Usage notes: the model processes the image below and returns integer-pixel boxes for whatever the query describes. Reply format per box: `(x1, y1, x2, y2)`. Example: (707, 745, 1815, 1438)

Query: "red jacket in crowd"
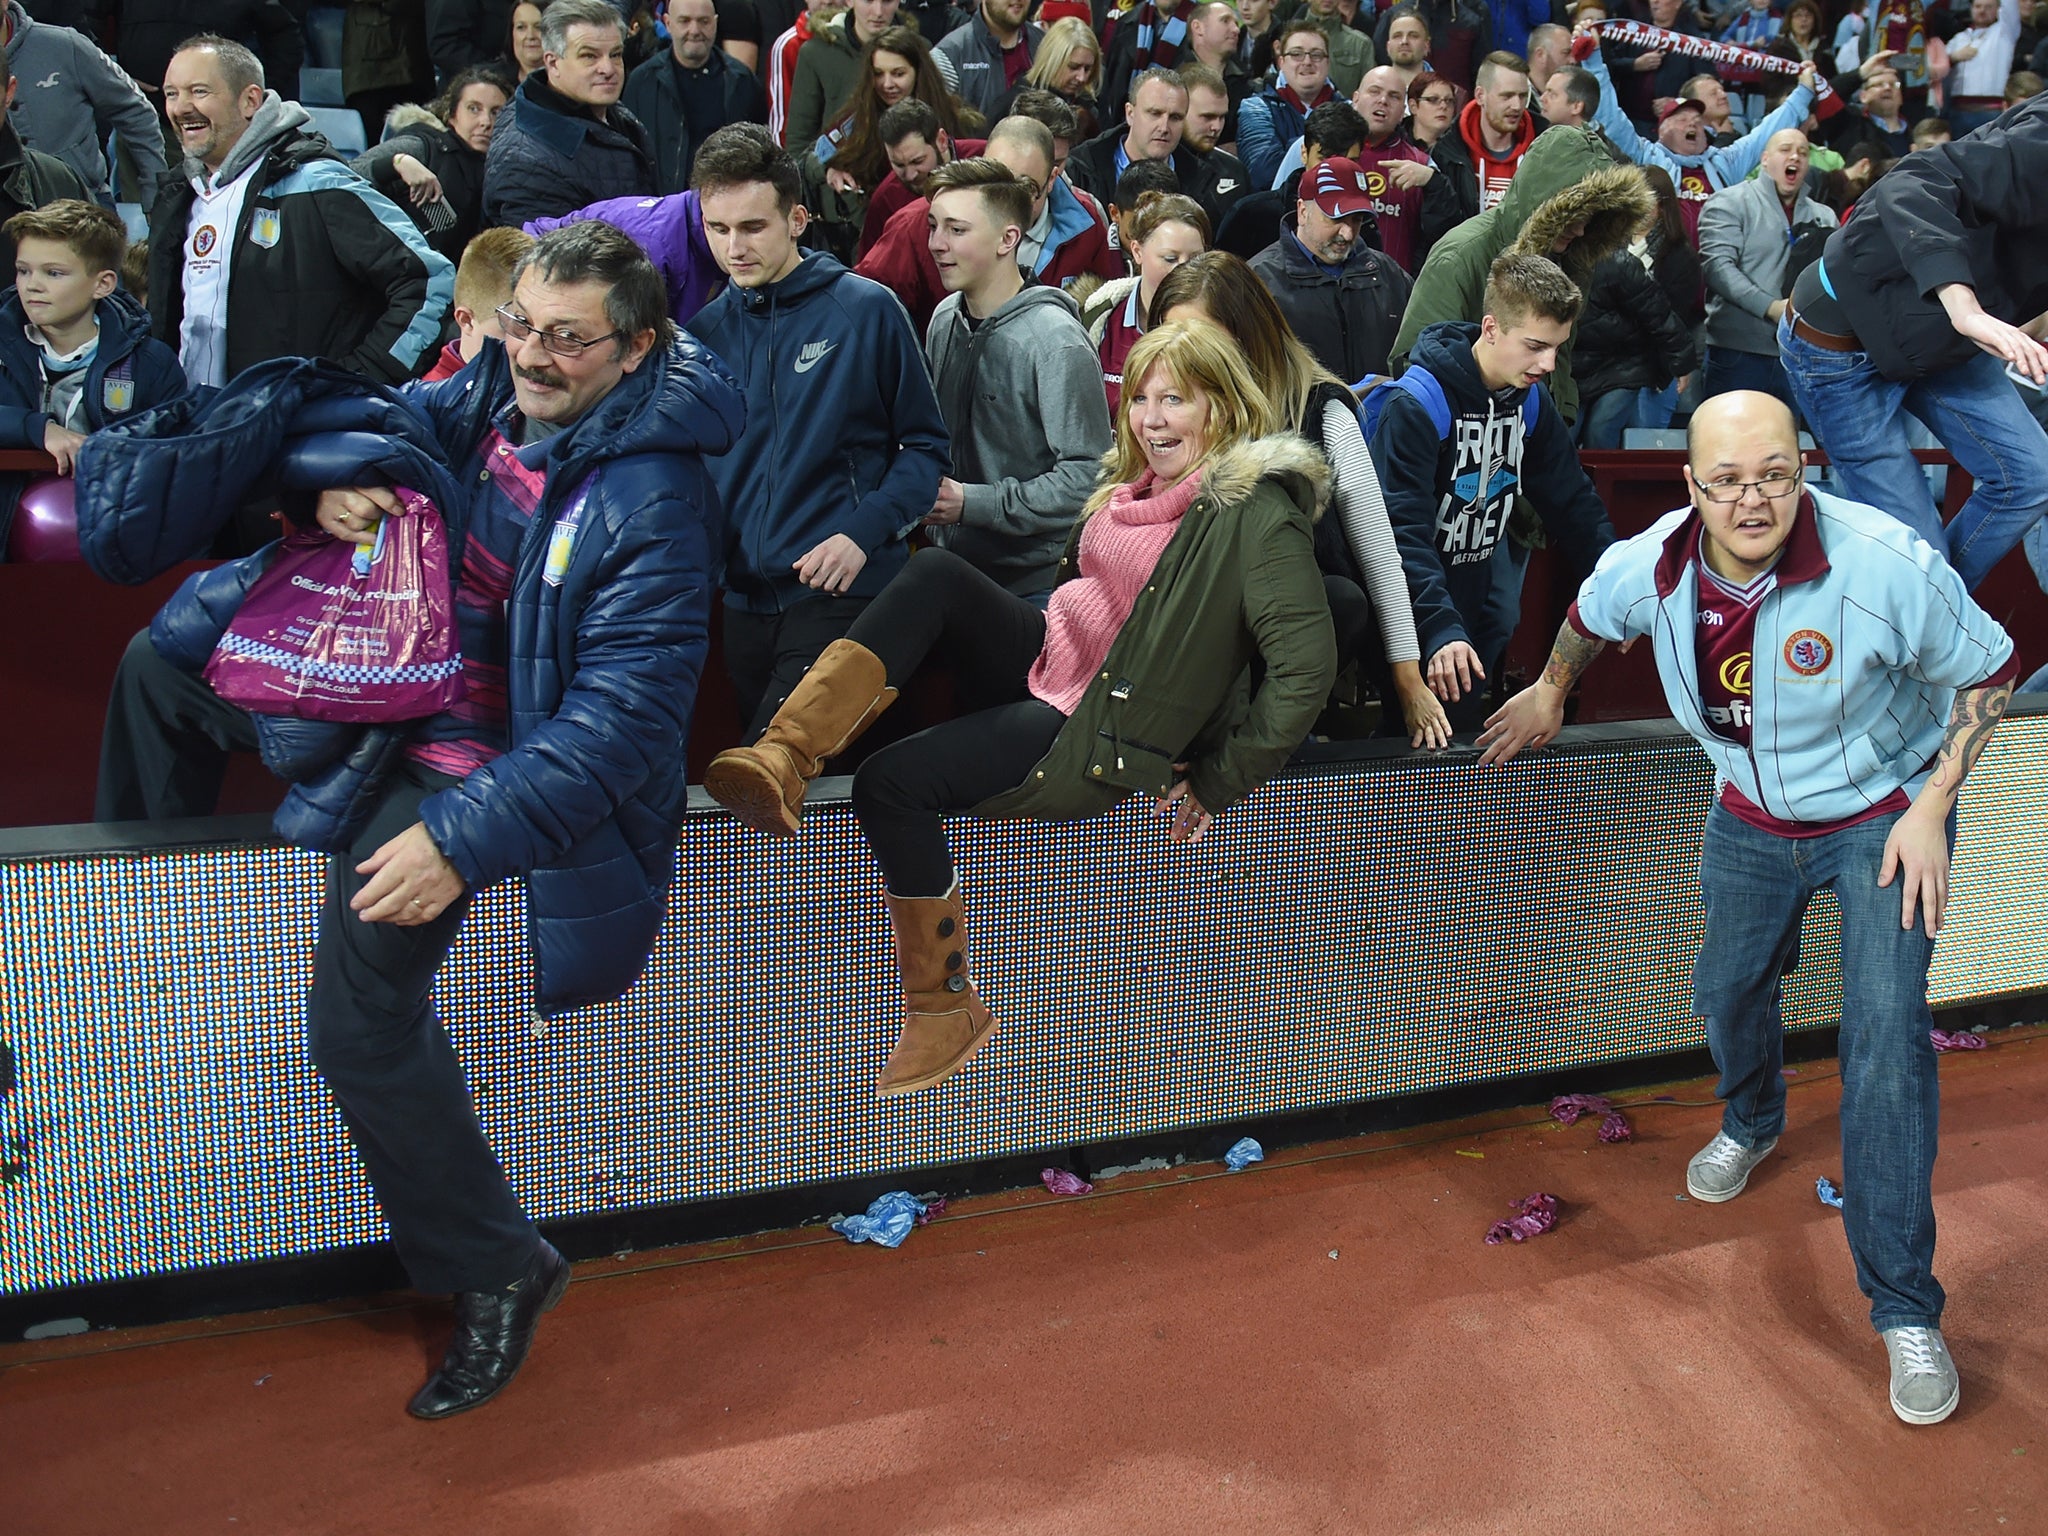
(856, 175, 1122, 335)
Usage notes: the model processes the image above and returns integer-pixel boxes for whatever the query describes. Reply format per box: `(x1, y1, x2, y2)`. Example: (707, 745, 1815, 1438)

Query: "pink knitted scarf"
(1028, 468, 1205, 716)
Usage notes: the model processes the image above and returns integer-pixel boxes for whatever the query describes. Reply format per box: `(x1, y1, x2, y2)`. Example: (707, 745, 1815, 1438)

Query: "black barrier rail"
(2, 712, 2044, 1334)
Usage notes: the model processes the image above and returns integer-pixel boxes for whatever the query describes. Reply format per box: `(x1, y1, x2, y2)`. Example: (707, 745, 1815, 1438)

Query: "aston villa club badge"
(251, 208, 281, 248)
(1784, 629, 1834, 675)
(191, 224, 217, 257)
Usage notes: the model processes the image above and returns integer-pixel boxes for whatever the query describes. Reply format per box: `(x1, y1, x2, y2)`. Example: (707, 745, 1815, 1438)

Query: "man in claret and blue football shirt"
(1478, 390, 2018, 1428)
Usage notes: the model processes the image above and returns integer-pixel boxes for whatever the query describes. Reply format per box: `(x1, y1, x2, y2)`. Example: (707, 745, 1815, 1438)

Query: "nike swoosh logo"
(793, 341, 837, 373)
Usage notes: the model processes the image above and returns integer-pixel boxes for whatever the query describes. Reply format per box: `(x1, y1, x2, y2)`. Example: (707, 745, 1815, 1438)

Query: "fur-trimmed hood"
(1202, 429, 1333, 525)
(1512, 161, 1656, 281)
(384, 102, 445, 137)
(1075, 272, 1139, 343)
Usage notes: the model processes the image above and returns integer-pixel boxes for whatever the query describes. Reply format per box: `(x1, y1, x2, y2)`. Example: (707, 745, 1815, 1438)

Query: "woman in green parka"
(704, 321, 1338, 1098)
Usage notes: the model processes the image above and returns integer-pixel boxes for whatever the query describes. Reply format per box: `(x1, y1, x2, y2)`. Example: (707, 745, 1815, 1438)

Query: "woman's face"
(512, 3, 546, 72)
(872, 50, 917, 105)
(1789, 5, 1817, 38)
(1127, 364, 1212, 484)
(1059, 48, 1097, 94)
(1412, 84, 1458, 139)
(451, 82, 509, 151)
(1134, 221, 1205, 300)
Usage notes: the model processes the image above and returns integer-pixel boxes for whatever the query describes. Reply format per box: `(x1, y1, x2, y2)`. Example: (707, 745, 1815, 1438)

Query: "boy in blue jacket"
(1367, 251, 1615, 731)
(1480, 391, 2018, 1428)
(684, 124, 949, 738)
(0, 199, 184, 553)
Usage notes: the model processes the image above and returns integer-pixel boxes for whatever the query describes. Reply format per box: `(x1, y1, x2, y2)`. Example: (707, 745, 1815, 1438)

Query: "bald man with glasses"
(1482, 391, 2018, 1430)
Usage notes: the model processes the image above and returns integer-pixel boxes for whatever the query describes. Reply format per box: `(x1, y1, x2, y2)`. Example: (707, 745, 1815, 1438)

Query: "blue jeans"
(1577, 383, 1680, 448)
(1702, 345, 1792, 406)
(1780, 314, 2048, 591)
(1693, 802, 1944, 1333)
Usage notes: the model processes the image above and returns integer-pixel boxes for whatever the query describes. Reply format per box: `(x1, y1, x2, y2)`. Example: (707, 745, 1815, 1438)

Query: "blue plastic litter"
(1816, 1176, 1844, 1211)
(830, 1191, 933, 1248)
(1224, 1137, 1264, 1171)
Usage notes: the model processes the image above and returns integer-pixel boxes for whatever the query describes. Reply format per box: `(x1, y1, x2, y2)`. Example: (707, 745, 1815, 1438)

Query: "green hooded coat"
(973, 432, 1338, 823)
(1389, 126, 1654, 424)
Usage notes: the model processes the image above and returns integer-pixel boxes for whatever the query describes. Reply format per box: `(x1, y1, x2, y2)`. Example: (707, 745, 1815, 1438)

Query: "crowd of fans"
(2, 0, 2045, 746)
(5, 0, 2035, 1427)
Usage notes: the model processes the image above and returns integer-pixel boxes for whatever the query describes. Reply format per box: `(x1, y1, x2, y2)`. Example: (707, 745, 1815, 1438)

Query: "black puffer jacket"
(483, 70, 656, 228)
(352, 107, 485, 262)
(1574, 242, 1699, 401)
(146, 98, 453, 386)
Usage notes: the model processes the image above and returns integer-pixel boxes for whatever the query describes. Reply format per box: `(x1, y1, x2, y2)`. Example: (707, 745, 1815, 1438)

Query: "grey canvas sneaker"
(1882, 1327, 1961, 1425)
(1685, 1131, 1779, 1202)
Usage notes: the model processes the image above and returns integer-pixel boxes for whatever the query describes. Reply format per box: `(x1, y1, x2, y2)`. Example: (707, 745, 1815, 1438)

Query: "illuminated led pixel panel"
(2, 722, 2042, 1298)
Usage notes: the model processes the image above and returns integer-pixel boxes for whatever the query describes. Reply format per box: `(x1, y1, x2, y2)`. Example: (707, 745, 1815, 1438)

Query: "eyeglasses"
(1695, 469, 1801, 504)
(1280, 49, 1330, 62)
(1420, 92, 1458, 107)
(495, 305, 623, 357)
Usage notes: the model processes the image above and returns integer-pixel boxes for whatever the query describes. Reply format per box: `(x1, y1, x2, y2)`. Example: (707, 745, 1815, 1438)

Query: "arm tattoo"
(1539, 621, 1607, 693)
(1925, 680, 2013, 800)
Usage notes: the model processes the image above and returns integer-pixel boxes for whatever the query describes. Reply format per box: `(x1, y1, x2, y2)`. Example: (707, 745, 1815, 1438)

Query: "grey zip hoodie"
(4, 0, 166, 209)
(924, 283, 1114, 598)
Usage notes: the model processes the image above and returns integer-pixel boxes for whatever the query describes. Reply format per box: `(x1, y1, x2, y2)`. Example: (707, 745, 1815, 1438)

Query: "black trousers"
(96, 629, 264, 822)
(844, 551, 1064, 897)
(96, 630, 538, 1294)
(723, 593, 871, 739)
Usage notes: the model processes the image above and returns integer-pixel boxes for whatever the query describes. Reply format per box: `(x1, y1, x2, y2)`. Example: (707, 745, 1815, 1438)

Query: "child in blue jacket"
(0, 199, 185, 554)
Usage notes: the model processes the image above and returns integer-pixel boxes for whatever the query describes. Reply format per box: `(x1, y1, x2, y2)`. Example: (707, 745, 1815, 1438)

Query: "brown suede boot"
(877, 881, 999, 1097)
(704, 639, 897, 837)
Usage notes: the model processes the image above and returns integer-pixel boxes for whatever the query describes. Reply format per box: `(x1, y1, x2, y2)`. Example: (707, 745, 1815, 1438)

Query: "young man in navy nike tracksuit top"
(685, 124, 950, 738)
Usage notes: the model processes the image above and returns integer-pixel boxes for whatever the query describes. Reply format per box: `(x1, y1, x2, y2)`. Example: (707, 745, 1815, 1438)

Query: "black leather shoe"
(406, 1240, 570, 1420)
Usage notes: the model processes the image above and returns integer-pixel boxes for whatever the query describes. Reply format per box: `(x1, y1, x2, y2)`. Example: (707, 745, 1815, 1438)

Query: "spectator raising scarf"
(1573, 21, 1844, 116)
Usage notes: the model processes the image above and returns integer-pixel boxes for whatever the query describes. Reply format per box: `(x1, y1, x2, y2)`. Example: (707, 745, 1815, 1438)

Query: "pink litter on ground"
(1596, 1112, 1633, 1144)
(1930, 1030, 1987, 1052)
(1550, 1094, 1612, 1126)
(915, 1198, 946, 1224)
(1484, 1193, 1561, 1245)
(1040, 1168, 1094, 1196)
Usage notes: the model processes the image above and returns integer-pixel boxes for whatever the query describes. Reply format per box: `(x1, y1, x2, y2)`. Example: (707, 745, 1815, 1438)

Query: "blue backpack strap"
(1400, 368, 1454, 439)
(1520, 381, 1542, 433)
(1354, 366, 1454, 442)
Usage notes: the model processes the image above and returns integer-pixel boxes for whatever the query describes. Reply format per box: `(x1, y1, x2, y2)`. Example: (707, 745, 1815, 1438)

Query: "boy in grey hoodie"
(3, 1, 166, 212)
(921, 156, 1112, 601)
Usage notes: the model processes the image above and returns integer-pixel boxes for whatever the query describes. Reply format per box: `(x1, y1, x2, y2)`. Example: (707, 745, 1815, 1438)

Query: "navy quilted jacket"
(76, 340, 744, 1017)
(483, 72, 657, 228)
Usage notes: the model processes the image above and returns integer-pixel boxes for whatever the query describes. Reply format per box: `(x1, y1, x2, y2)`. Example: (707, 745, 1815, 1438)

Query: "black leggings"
(846, 551, 1065, 896)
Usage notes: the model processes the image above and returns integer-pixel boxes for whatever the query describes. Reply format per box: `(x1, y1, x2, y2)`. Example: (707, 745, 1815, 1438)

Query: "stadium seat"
(114, 202, 148, 243)
(298, 67, 346, 107)
(305, 106, 368, 157)
(1621, 428, 1688, 450)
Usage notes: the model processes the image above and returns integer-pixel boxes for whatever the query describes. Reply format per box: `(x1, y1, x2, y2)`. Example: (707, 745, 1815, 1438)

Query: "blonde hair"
(1025, 17, 1103, 97)
(1086, 321, 1274, 514)
(1149, 250, 1337, 431)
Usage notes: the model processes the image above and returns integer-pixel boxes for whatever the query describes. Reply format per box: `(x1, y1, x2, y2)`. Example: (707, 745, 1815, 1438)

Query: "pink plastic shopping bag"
(204, 486, 463, 722)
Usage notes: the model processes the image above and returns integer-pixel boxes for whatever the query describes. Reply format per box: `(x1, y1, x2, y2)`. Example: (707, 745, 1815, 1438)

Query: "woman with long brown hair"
(817, 27, 979, 195)
(1153, 251, 1450, 748)
(703, 322, 1336, 1097)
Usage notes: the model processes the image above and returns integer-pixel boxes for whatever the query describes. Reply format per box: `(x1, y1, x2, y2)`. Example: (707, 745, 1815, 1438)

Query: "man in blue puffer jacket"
(89, 221, 744, 1421)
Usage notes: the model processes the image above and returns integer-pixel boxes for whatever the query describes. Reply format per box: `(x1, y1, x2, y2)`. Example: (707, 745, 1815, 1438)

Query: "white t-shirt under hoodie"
(178, 158, 264, 387)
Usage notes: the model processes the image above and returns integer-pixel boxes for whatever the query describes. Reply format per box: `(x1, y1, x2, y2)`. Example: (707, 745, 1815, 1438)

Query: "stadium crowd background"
(2, 0, 2044, 752)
